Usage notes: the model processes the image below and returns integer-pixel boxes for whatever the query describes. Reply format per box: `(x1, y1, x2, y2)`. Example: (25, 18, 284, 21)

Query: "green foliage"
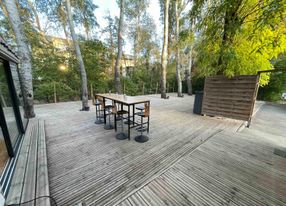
(274, 53, 286, 70)
(80, 39, 111, 92)
(121, 64, 162, 95)
(34, 82, 77, 103)
(72, 0, 99, 38)
(190, 0, 286, 85)
(258, 72, 286, 102)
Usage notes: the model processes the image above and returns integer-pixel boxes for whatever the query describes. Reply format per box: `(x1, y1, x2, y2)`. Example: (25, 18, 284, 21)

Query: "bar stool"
(94, 96, 103, 124)
(136, 105, 144, 112)
(134, 102, 150, 143)
(104, 100, 115, 130)
(113, 104, 128, 140)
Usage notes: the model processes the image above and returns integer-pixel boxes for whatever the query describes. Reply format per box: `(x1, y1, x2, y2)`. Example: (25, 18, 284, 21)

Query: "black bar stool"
(113, 104, 128, 140)
(134, 102, 150, 143)
(94, 96, 103, 124)
(104, 101, 115, 130)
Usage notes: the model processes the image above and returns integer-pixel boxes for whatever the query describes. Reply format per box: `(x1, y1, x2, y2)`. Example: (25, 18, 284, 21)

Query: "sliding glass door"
(0, 61, 20, 149)
(0, 128, 9, 175)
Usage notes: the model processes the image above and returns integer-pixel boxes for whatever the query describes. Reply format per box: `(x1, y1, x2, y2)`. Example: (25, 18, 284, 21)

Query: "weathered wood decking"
(6, 118, 50, 206)
(35, 94, 286, 205)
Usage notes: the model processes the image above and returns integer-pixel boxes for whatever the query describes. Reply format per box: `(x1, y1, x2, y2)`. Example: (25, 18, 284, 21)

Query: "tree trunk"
(134, 11, 140, 67)
(62, 23, 71, 47)
(109, 29, 115, 75)
(27, 0, 42, 31)
(58, 5, 70, 47)
(186, 53, 193, 95)
(65, 0, 89, 110)
(161, 0, 169, 99)
(175, 0, 182, 97)
(0, 1, 8, 18)
(4, 0, 35, 118)
(114, 0, 124, 94)
(85, 26, 90, 40)
(27, 0, 50, 45)
(217, 1, 243, 74)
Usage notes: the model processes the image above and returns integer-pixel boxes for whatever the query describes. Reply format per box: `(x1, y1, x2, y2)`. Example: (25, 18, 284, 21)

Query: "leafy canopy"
(189, 0, 286, 85)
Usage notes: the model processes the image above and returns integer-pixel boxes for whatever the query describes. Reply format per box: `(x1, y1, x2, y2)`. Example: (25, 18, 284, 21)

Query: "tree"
(65, 0, 89, 110)
(190, 0, 286, 85)
(3, 0, 35, 118)
(175, 0, 182, 97)
(125, 0, 149, 66)
(161, 0, 170, 99)
(102, 12, 118, 75)
(114, 0, 124, 93)
(72, 0, 99, 40)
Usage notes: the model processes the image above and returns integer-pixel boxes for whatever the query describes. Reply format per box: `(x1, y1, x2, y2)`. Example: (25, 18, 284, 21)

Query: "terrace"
(7, 94, 285, 205)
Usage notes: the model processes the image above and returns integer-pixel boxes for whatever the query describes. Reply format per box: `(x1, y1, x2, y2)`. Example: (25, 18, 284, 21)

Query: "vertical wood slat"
(202, 75, 259, 122)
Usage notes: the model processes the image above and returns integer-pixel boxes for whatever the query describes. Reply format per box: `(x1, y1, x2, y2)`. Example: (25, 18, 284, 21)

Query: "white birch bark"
(161, 0, 170, 99)
(175, 0, 183, 97)
(4, 0, 35, 118)
(114, 0, 124, 94)
(65, 0, 89, 110)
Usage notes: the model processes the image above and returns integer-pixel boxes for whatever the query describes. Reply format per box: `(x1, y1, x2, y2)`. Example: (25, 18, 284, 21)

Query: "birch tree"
(161, 0, 169, 99)
(175, 0, 183, 97)
(65, 0, 89, 110)
(114, 0, 124, 93)
(185, 46, 193, 95)
(4, 0, 35, 117)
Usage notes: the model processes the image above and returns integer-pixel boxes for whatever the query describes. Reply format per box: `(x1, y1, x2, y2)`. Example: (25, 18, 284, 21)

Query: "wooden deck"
(35, 94, 286, 205)
(6, 118, 50, 206)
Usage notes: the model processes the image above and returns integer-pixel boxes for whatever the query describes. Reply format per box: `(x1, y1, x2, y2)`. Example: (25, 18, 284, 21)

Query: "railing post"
(53, 82, 57, 103)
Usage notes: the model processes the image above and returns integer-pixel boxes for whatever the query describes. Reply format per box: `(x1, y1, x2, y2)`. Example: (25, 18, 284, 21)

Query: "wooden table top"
(96, 93, 150, 105)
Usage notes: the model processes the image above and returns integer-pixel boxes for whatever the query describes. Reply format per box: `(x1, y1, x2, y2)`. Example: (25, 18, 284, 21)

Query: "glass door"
(0, 128, 9, 175)
(0, 60, 20, 149)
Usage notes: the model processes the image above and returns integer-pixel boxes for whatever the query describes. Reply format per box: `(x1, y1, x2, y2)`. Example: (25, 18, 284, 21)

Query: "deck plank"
(20, 119, 38, 205)
(36, 119, 50, 206)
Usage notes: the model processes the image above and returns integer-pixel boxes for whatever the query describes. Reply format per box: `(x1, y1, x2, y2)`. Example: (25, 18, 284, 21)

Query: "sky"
(92, 0, 162, 55)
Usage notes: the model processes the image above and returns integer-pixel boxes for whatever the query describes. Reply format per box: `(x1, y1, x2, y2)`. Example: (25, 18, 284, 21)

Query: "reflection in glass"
(0, 61, 20, 147)
(10, 62, 27, 128)
(0, 128, 9, 175)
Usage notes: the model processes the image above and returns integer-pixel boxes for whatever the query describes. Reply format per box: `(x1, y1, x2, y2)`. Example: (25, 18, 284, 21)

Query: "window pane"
(10, 62, 27, 128)
(0, 127, 9, 175)
(0, 61, 20, 147)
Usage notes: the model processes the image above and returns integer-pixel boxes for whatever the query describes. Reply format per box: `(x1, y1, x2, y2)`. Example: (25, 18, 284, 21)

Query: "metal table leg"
(114, 101, 117, 131)
(103, 97, 106, 124)
(133, 104, 135, 125)
(128, 105, 130, 140)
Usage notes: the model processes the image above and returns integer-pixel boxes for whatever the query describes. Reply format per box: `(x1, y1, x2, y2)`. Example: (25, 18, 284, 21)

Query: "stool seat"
(117, 110, 128, 115)
(105, 105, 114, 109)
(137, 112, 148, 117)
(136, 105, 144, 111)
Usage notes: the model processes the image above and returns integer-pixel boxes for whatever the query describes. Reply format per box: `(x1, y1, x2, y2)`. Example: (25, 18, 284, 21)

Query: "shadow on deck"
(34, 94, 286, 205)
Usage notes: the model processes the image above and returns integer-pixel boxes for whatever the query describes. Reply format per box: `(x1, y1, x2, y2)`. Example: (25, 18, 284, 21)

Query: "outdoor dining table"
(96, 93, 150, 140)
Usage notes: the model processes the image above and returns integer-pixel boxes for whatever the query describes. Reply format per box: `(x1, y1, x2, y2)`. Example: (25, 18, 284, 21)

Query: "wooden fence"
(201, 75, 260, 124)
